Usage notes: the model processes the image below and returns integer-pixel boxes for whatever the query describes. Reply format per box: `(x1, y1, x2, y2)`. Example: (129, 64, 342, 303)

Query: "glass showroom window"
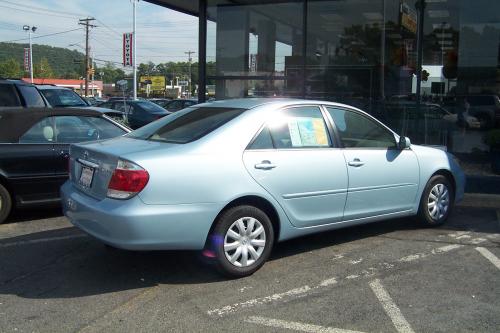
(422, 0, 500, 177)
(206, 0, 303, 99)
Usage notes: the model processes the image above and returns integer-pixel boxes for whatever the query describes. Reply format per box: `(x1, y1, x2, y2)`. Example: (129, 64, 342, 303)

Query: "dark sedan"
(0, 108, 130, 223)
(97, 99, 171, 129)
(149, 98, 172, 108)
(162, 99, 197, 112)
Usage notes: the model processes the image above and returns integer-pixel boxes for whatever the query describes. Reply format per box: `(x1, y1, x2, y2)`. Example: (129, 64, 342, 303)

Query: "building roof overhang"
(145, 0, 199, 16)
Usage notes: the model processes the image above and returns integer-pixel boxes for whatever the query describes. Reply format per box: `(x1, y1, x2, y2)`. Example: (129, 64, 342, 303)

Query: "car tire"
(0, 183, 12, 224)
(417, 175, 454, 226)
(210, 205, 274, 278)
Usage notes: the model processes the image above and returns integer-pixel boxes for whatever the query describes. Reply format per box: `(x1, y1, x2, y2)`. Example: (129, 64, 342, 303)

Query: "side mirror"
(398, 136, 411, 149)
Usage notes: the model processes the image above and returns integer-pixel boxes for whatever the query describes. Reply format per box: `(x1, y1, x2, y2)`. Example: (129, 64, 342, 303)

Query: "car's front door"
(325, 107, 419, 220)
(243, 105, 348, 228)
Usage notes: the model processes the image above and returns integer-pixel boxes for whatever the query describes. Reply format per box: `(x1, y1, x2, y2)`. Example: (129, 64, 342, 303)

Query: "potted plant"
(484, 129, 500, 174)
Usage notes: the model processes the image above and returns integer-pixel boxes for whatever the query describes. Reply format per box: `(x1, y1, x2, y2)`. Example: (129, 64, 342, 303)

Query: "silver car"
(61, 99, 465, 277)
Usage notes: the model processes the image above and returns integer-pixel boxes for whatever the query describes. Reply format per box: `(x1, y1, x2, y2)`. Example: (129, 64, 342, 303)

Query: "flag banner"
(23, 48, 30, 72)
(123, 33, 133, 66)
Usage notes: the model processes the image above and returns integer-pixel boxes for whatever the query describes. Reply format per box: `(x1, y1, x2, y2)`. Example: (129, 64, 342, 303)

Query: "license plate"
(79, 166, 94, 187)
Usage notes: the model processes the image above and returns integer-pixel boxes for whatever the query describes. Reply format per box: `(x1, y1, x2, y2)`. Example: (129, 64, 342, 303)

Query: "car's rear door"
(6, 117, 58, 204)
(243, 105, 348, 228)
(325, 106, 419, 220)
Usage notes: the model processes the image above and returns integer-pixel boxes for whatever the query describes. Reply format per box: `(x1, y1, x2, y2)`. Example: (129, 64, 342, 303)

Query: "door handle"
(348, 158, 364, 167)
(254, 160, 277, 170)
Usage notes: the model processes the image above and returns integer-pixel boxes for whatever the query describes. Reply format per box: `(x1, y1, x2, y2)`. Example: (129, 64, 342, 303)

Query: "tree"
(34, 57, 54, 78)
(0, 58, 22, 78)
(97, 62, 126, 84)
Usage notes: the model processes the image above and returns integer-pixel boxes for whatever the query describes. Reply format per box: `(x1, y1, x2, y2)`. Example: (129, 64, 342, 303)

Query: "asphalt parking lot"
(0, 197, 499, 333)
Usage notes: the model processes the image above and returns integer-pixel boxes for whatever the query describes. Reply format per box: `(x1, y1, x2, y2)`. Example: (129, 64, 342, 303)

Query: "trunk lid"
(69, 136, 180, 200)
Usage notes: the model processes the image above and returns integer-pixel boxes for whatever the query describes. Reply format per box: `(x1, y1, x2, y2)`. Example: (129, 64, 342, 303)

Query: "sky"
(0, 0, 199, 70)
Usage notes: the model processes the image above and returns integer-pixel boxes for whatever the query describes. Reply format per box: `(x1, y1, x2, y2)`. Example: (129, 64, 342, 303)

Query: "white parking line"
(432, 244, 463, 253)
(475, 247, 500, 270)
(207, 286, 312, 316)
(208, 243, 466, 317)
(245, 316, 366, 333)
(0, 234, 88, 248)
(369, 279, 415, 333)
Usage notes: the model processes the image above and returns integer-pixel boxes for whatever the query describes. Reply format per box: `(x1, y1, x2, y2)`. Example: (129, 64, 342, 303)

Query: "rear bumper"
(61, 181, 221, 250)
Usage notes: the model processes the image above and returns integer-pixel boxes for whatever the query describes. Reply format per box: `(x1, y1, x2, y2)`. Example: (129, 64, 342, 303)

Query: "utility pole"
(185, 50, 195, 98)
(79, 17, 96, 97)
(23, 25, 36, 83)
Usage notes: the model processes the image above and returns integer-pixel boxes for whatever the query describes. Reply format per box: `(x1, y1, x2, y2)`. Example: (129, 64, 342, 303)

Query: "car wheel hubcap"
(428, 183, 450, 220)
(224, 217, 266, 267)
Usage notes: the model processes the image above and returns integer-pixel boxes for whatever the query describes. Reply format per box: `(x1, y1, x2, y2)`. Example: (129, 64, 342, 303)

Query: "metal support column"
(198, 0, 207, 103)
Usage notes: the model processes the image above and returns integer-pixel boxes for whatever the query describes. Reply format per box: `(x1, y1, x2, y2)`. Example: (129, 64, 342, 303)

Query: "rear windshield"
(135, 100, 168, 113)
(127, 107, 246, 144)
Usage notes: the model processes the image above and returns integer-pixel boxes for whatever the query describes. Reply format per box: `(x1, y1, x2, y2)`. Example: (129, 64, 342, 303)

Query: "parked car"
(430, 103, 481, 129)
(62, 98, 465, 277)
(0, 108, 130, 223)
(84, 96, 107, 106)
(162, 98, 197, 112)
(442, 95, 500, 128)
(37, 85, 89, 108)
(149, 98, 172, 108)
(0, 79, 47, 109)
(36, 85, 126, 121)
(97, 99, 171, 129)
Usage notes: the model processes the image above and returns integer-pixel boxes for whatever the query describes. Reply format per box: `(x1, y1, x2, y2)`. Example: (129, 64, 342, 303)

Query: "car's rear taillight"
(107, 160, 149, 199)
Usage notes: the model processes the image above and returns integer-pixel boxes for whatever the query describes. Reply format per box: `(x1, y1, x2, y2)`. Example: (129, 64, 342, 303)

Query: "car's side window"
(19, 117, 55, 143)
(249, 106, 331, 150)
(18, 85, 45, 107)
(248, 127, 274, 149)
(54, 116, 126, 143)
(326, 107, 396, 149)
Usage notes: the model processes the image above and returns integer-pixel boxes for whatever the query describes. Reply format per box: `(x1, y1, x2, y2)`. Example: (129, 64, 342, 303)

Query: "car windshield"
(40, 89, 87, 107)
(127, 107, 246, 144)
(135, 100, 169, 113)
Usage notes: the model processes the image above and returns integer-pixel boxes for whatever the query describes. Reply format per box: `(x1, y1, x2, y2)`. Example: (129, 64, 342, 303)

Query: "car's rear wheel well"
(431, 169, 456, 194)
(0, 175, 13, 199)
(205, 195, 281, 248)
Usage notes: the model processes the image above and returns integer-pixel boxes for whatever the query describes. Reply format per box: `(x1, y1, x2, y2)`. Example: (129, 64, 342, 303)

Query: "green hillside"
(0, 42, 85, 79)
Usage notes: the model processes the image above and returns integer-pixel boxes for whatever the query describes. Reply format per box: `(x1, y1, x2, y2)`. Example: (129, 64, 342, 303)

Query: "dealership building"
(151, 0, 500, 188)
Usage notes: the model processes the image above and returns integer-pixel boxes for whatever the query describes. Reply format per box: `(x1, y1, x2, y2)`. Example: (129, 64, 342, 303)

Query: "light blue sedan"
(61, 98, 465, 277)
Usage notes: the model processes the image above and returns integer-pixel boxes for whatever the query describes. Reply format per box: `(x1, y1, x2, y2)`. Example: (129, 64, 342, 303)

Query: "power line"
(0, 3, 77, 19)
(0, 28, 83, 43)
(0, 0, 82, 17)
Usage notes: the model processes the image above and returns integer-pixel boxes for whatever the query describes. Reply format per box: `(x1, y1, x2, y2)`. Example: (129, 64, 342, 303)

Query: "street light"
(23, 25, 37, 83)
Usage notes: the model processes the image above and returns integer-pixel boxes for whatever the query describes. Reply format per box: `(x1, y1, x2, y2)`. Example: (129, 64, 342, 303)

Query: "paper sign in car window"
(288, 117, 329, 147)
(288, 118, 302, 147)
(312, 118, 329, 146)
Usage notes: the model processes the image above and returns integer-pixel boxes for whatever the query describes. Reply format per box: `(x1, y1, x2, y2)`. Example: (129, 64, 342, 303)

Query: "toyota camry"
(61, 98, 465, 277)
